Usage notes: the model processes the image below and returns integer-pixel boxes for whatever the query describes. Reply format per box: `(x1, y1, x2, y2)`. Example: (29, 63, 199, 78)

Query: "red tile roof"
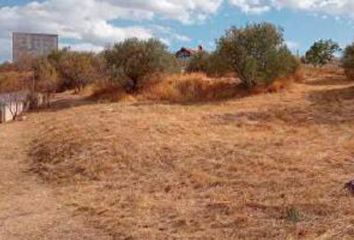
(176, 45, 203, 58)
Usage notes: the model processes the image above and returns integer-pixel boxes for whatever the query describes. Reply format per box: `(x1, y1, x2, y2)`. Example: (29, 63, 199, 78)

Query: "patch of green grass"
(286, 207, 302, 223)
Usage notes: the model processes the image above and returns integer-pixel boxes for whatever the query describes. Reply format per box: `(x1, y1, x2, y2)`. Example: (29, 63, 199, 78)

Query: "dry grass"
(94, 72, 298, 104)
(250, 70, 304, 94)
(29, 68, 354, 239)
(90, 85, 135, 102)
(141, 73, 244, 103)
(303, 65, 344, 79)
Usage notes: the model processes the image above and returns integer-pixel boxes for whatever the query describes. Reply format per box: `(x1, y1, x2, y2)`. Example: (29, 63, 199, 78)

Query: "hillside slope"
(30, 69, 354, 239)
(0, 118, 111, 239)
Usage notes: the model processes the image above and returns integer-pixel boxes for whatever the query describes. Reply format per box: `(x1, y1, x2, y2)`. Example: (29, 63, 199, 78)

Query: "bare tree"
(0, 92, 28, 120)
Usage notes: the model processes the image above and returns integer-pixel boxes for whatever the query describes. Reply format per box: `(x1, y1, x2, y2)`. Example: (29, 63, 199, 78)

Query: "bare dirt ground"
(2, 68, 354, 239)
(0, 121, 111, 239)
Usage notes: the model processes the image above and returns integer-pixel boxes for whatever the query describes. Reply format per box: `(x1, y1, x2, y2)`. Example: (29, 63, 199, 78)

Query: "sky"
(1, 0, 354, 62)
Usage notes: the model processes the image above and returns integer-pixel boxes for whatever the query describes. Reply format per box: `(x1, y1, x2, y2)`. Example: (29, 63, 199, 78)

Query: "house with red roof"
(176, 45, 203, 60)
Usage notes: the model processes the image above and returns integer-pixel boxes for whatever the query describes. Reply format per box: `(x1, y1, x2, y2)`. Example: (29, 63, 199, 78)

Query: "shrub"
(186, 51, 233, 77)
(33, 58, 59, 105)
(47, 49, 104, 93)
(58, 52, 97, 93)
(0, 71, 32, 93)
(186, 52, 211, 73)
(104, 38, 178, 92)
(0, 62, 18, 72)
(217, 22, 299, 89)
(305, 39, 340, 67)
(15, 54, 36, 72)
(342, 43, 354, 80)
(47, 49, 69, 69)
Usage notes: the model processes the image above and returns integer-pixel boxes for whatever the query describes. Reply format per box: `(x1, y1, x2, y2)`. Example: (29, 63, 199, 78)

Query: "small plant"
(286, 207, 301, 223)
(342, 42, 354, 81)
(217, 22, 299, 89)
(305, 39, 340, 67)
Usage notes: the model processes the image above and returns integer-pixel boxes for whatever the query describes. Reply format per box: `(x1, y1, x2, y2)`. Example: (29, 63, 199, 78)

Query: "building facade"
(12, 32, 58, 62)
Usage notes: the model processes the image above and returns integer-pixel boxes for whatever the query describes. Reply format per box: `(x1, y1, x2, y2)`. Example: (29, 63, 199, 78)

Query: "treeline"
(1, 22, 354, 103)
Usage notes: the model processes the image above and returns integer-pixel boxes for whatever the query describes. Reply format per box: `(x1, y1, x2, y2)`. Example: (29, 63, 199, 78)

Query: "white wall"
(0, 102, 24, 123)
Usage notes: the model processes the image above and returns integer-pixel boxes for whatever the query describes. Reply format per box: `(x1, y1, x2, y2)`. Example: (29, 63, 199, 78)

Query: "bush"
(0, 71, 32, 93)
(305, 39, 340, 67)
(58, 52, 98, 93)
(33, 58, 59, 105)
(47, 49, 101, 93)
(104, 38, 178, 92)
(342, 43, 354, 80)
(217, 22, 299, 89)
(186, 52, 211, 73)
(15, 54, 36, 72)
(186, 51, 233, 77)
(0, 62, 18, 72)
(47, 49, 69, 69)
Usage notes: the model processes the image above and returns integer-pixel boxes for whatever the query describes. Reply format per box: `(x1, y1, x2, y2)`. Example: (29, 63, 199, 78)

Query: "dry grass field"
(27, 67, 354, 239)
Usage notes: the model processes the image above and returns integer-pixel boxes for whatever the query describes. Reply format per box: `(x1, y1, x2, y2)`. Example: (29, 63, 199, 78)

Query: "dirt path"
(0, 121, 111, 240)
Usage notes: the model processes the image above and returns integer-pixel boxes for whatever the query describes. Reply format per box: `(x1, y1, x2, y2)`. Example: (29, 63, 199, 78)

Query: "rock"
(344, 180, 354, 194)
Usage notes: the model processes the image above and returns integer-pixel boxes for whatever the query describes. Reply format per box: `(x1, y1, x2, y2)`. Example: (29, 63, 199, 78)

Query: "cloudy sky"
(1, 0, 354, 62)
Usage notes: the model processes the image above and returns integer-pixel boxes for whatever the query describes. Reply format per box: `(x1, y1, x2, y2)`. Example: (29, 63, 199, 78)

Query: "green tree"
(206, 51, 233, 77)
(342, 42, 354, 80)
(305, 39, 340, 67)
(104, 38, 178, 92)
(217, 22, 299, 89)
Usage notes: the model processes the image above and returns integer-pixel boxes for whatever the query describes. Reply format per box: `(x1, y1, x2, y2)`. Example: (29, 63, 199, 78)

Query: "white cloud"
(151, 25, 191, 43)
(106, 0, 223, 24)
(0, 0, 219, 61)
(0, 1, 155, 44)
(1, 0, 354, 62)
(228, 0, 354, 18)
(228, 0, 271, 14)
(59, 43, 104, 53)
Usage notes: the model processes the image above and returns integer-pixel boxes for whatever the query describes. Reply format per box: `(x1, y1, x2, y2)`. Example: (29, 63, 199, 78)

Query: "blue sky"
(1, 0, 354, 62)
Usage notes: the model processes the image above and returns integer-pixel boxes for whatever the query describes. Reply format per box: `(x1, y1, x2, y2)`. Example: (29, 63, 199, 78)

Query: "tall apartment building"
(12, 32, 58, 62)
